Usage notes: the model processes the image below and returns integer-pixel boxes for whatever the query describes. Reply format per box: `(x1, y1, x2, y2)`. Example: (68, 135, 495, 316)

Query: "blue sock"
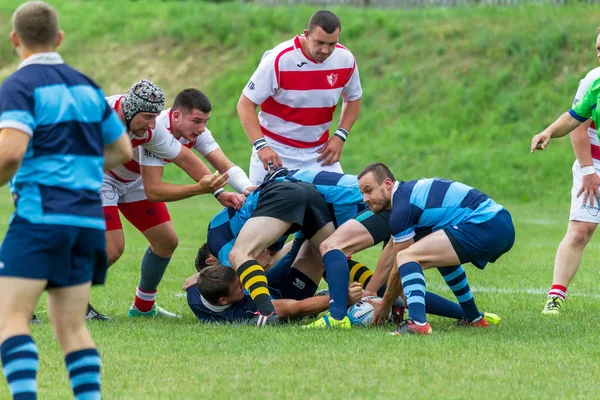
(65, 348, 101, 400)
(1, 335, 38, 400)
(399, 261, 427, 324)
(322, 249, 350, 320)
(266, 237, 305, 282)
(439, 265, 480, 321)
(139, 247, 171, 292)
(425, 292, 464, 319)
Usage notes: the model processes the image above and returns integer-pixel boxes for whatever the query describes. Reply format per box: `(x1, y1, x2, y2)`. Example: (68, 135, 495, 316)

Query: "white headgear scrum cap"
(121, 79, 165, 130)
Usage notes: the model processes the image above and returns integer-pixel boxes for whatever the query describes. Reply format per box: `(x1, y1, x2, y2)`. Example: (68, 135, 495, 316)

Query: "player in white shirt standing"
(237, 10, 362, 185)
(91, 81, 246, 320)
(541, 31, 600, 315)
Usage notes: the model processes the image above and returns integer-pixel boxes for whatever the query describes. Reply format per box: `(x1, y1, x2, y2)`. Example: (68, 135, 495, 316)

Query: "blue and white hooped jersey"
(0, 52, 125, 230)
(390, 178, 504, 243)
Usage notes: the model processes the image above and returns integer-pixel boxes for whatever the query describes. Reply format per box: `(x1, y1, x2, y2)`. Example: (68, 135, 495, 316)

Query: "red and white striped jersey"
(104, 95, 182, 183)
(573, 66, 600, 166)
(243, 35, 362, 148)
(139, 108, 220, 167)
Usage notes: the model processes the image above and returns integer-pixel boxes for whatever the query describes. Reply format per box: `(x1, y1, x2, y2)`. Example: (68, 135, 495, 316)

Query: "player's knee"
(106, 240, 125, 265)
(319, 239, 339, 256)
(567, 227, 593, 248)
(396, 250, 420, 267)
(151, 233, 179, 257)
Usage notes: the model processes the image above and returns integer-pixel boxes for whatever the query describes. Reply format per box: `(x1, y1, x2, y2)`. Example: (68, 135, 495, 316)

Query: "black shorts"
(354, 209, 391, 246)
(251, 181, 332, 239)
(269, 268, 318, 301)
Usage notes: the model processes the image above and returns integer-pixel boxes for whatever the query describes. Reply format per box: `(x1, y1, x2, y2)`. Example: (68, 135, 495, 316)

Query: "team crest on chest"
(327, 73, 338, 87)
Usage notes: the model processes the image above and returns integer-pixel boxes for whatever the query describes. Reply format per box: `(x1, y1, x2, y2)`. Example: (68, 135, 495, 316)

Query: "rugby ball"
(347, 296, 392, 326)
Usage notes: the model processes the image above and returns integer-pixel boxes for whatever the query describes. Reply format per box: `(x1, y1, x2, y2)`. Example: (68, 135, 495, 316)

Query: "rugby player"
(358, 163, 515, 335)
(237, 10, 362, 184)
(93, 81, 245, 320)
(0, 2, 131, 398)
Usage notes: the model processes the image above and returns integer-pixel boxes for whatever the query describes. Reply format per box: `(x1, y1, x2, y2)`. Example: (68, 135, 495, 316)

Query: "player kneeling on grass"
(359, 163, 515, 336)
(182, 248, 363, 323)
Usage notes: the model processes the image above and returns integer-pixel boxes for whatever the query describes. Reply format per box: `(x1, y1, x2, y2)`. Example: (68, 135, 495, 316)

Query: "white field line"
(428, 284, 600, 299)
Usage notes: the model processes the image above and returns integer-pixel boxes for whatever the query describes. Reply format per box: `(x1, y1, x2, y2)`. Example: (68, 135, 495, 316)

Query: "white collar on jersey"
(18, 52, 64, 70)
(390, 180, 400, 208)
(200, 295, 231, 312)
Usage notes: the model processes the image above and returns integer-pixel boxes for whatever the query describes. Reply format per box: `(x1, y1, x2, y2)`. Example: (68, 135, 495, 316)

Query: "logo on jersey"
(326, 73, 338, 87)
(293, 278, 306, 290)
(247, 80, 256, 91)
(297, 61, 307, 68)
(143, 149, 160, 160)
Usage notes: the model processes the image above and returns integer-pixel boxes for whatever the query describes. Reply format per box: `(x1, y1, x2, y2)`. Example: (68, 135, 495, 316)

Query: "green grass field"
(2, 0, 600, 398)
(1, 193, 600, 399)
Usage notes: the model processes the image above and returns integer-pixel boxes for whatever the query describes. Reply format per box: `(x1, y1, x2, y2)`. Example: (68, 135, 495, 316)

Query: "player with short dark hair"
(238, 10, 362, 185)
(358, 163, 515, 335)
(0, 2, 132, 398)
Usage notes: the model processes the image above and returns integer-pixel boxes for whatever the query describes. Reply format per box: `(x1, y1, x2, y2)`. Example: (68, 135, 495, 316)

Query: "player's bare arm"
(237, 94, 282, 169)
(571, 120, 600, 206)
(0, 128, 30, 186)
(531, 112, 583, 153)
(103, 134, 133, 172)
(140, 164, 224, 202)
(369, 239, 414, 325)
(317, 98, 361, 166)
(203, 148, 253, 195)
(363, 239, 395, 297)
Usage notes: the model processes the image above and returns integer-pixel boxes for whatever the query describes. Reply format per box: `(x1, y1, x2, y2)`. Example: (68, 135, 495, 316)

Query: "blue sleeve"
(390, 192, 422, 244)
(0, 75, 36, 136)
(100, 98, 125, 144)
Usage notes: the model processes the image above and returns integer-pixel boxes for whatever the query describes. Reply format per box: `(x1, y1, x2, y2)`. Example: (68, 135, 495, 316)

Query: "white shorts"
(249, 139, 343, 185)
(100, 175, 147, 207)
(569, 161, 600, 223)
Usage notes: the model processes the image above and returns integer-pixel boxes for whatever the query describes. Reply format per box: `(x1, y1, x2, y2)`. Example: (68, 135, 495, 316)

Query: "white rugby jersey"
(573, 66, 600, 166)
(104, 96, 182, 183)
(139, 108, 220, 167)
(243, 35, 362, 148)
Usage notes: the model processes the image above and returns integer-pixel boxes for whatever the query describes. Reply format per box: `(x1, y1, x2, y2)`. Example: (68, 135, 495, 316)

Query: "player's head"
(197, 265, 244, 306)
(357, 162, 397, 213)
(10, 1, 63, 56)
(195, 243, 219, 273)
(171, 88, 212, 142)
(121, 79, 165, 136)
(263, 166, 289, 182)
(304, 10, 341, 63)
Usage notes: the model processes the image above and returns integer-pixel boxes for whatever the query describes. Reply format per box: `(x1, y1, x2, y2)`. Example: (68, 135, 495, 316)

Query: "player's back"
(392, 178, 504, 237)
(0, 55, 115, 229)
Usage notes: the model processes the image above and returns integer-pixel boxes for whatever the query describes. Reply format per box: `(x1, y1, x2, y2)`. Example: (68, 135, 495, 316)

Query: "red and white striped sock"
(548, 284, 567, 301)
(134, 287, 157, 312)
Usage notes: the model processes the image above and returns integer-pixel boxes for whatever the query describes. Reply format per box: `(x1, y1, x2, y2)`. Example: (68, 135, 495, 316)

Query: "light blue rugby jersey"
(0, 53, 125, 229)
(389, 178, 504, 243)
(207, 169, 366, 266)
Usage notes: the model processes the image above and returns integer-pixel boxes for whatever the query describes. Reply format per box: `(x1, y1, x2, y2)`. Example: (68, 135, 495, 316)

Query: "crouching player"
(359, 163, 515, 335)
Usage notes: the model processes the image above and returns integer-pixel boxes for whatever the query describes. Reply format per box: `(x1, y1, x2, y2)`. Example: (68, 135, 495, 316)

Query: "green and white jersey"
(571, 67, 600, 165)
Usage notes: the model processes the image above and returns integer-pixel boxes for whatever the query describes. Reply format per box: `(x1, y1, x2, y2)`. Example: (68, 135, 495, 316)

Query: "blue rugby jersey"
(389, 178, 504, 243)
(286, 169, 366, 227)
(0, 53, 125, 229)
(186, 285, 257, 322)
(207, 170, 366, 266)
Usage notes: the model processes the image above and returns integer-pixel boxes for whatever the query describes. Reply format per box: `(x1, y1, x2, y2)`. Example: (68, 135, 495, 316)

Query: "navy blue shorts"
(0, 216, 108, 288)
(444, 209, 515, 270)
(269, 268, 318, 301)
